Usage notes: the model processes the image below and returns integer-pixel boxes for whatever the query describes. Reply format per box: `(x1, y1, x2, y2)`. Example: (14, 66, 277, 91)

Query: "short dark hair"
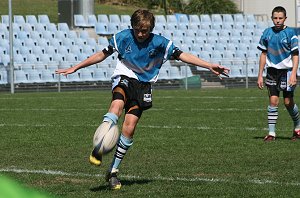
(272, 6, 286, 17)
(130, 9, 155, 31)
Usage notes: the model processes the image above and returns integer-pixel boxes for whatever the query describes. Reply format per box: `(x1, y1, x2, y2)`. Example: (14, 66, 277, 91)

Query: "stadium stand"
(0, 12, 276, 89)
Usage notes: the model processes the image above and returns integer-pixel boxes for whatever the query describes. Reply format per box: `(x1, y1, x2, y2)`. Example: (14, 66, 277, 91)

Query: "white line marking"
(0, 168, 299, 186)
(0, 123, 268, 131)
(0, 108, 266, 111)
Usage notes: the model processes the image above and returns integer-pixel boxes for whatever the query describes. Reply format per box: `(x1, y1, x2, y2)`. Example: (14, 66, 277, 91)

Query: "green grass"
(0, 88, 300, 197)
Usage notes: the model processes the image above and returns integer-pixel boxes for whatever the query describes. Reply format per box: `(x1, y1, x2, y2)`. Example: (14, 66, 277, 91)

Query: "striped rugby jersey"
(108, 29, 179, 82)
(258, 26, 298, 69)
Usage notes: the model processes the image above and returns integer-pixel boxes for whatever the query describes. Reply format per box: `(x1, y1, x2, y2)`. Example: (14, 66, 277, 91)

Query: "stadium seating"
(0, 12, 271, 86)
(74, 14, 93, 29)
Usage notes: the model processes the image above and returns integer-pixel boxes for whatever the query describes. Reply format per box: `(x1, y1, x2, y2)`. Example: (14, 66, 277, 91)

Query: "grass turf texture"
(0, 88, 300, 197)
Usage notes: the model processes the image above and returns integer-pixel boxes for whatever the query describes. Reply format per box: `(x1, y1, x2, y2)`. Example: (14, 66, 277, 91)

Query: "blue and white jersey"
(258, 27, 298, 69)
(108, 29, 179, 82)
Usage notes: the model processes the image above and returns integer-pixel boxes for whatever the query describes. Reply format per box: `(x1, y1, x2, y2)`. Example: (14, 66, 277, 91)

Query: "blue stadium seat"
(1, 15, 9, 24)
(38, 15, 50, 24)
(200, 14, 211, 23)
(34, 23, 46, 32)
(177, 14, 189, 23)
(222, 14, 234, 24)
(22, 23, 34, 32)
(26, 15, 38, 25)
(28, 69, 43, 83)
(67, 30, 78, 39)
(95, 22, 109, 35)
(44, 45, 57, 55)
(233, 14, 245, 23)
(119, 23, 131, 31)
(120, 15, 131, 23)
(93, 68, 108, 81)
(14, 15, 26, 24)
(41, 69, 56, 83)
(98, 36, 109, 46)
(98, 14, 109, 23)
(30, 31, 42, 40)
(79, 30, 90, 39)
(180, 65, 193, 78)
(109, 14, 121, 24)
(155, 15, 166, 24)
(46, 23, 57, 32)
(57, 23, 70, 32)
(14, 70, 29, 84)
(80, 68, 94, 82)
(87, 15, 98, 28)
(74, 14, 92, 29)
(0, 69, 8, 84)
(17, 31, 30, 39)
(55, 30, 67, 40)
(189, 14, 200, 24)
(107, 23, 119, 34)
(1, 54, 10, 67)
(169, 66, 181, 79)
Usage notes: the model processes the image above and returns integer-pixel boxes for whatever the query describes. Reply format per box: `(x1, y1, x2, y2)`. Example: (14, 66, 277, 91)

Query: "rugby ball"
(93, 122, 119, 154)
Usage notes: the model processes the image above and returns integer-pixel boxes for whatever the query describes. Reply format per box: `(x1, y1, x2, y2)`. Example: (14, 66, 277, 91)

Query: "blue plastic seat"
(120, 15, 131, 23)
(87, 15, 97, 27)
(189, 14, 200, 23)
(109, 14, 120, 24)
(98, 36, 109, 46)
(155, 15, 166, 24)
(0, 69, 8, 84)
(14, 70, 29, 84)
(38, 15, 50, 24)
(95, 23, 109, 35)
(26, 15, 38, 25)
(98, 14, 109, 23)
(1, 15, 9, 24)
(57, 23, 70, 32)
(80, 68, 94, 82)
(41, 69, 56, 82)
(74, 14, 92, 28)
(14, 15, 26, 24)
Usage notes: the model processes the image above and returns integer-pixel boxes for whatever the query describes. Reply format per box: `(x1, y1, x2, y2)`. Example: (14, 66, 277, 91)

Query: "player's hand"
(55, 67, 76, 76)
(209, 64, 230, 79)
(257, 76, 264, 89)
(288, 75, 297, 87)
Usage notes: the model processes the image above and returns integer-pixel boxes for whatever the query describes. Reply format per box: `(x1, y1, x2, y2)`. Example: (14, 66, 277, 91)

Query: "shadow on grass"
(90, 179, 152, 191)
(254, 136, 294, 141)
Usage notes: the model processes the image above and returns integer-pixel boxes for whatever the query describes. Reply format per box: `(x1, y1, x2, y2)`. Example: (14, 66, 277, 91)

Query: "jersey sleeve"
(290, 29, 299, 54)
(257, 28, 268, 52)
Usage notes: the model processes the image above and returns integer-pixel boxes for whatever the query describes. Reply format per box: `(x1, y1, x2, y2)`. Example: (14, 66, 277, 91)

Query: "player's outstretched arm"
(257, 52, 267, 89)
(178, 52, 230, 78)
(55, 51, 107, 76)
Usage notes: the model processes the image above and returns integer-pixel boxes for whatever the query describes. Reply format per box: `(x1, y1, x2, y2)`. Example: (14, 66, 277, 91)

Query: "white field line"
(0, 123, 267, 131)
(0, 167, 299, 186)
(0, 96, 266, 100)
(0, 108, 266, 111)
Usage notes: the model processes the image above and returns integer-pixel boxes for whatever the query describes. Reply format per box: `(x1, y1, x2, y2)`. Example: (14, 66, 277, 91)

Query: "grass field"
(0, 88, 300, 197)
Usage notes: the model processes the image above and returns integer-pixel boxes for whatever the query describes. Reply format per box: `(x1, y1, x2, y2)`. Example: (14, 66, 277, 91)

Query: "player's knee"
(112, 87, 126, 102)
(126, 105, 143, 118)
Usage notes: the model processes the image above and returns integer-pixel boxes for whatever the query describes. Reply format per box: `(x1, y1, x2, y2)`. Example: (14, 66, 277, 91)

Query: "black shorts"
(112, 75, 153, 111)
(265, 67, 294, 98)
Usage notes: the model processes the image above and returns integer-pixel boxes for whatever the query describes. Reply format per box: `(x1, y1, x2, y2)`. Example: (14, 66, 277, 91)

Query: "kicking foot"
(264, 135, 275, 142)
